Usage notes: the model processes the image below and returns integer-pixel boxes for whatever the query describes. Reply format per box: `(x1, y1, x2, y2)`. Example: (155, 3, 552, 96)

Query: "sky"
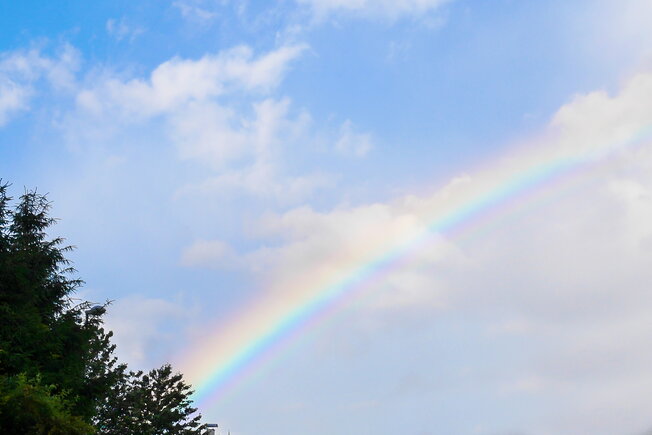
(3, 0, 652, 434)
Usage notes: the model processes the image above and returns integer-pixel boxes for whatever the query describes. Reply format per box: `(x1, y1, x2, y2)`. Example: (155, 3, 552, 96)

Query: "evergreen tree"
(0, 374, 94, 434)
(96, 364, 205, 434)
(0, 183, 124, 423)
(0, 182, 122, 425)
(0, 182, 206, 433)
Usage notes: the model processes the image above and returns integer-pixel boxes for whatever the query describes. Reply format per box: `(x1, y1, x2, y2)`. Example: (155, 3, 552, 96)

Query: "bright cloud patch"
(69, 44, 333, 199)
(76, 44, 306, 118)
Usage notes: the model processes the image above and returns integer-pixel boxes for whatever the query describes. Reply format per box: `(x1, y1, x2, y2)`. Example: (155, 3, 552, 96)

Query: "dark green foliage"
(96, 364, 205, 434)
(0, 374, 94, 434)
(0, 182, 206, 433)
(0, 183, 121, 424)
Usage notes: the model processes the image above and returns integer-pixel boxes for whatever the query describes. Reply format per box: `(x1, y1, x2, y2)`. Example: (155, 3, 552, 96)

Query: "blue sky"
(3, 1, 652, 434)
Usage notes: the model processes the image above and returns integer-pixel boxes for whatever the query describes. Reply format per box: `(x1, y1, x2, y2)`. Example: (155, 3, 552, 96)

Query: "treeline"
(0, 182, 206, 434)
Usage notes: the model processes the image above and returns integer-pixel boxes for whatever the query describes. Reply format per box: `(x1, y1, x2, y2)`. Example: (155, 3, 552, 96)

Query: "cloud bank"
(183, 70, 652, 434)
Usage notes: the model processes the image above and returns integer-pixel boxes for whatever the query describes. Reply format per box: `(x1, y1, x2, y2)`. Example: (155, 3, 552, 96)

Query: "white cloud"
(592, 0, 652, 60)
(179, 162, 333, 201)
(0, 45, 79, 126)
(70, 44, 333, 200)
(296, 0, 451, 21)
(181, 239, 235, 268)
(0, 78, 31, 126)
(104, 295, 194, 370)
(168, 100, 250, 168)
(106, 18, 145, 42)
(170, 97, 306, 168)
(76, 44, 306, 119)
(184, 70, 652, 434)
(335, 119, 373, 157)
(171, 97, 333, 199)
(173, 0, 218, 23)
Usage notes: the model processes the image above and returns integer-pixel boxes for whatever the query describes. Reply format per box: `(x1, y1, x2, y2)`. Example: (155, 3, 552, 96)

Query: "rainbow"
(178, 121, 651, 409)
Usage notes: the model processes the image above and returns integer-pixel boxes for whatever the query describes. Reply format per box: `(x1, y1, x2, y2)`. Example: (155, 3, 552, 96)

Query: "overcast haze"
(3, 1, 652, 434)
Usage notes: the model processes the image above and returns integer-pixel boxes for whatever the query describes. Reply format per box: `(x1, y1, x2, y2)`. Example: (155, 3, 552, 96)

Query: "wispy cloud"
(67, 44, 334, 200)
(104, 295, 198, 370)
(173, 0, 218, 24)
(0, 45, 79, 126)
(106, 18, 145, 42)
(296, 0, 452, 21)
(335, 119, 373, 157)
(181, 239, 236, 269)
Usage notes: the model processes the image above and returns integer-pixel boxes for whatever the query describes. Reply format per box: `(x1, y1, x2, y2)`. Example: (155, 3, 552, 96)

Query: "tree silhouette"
(96, 364, 205, 434)
(0, 182, 205, 433)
